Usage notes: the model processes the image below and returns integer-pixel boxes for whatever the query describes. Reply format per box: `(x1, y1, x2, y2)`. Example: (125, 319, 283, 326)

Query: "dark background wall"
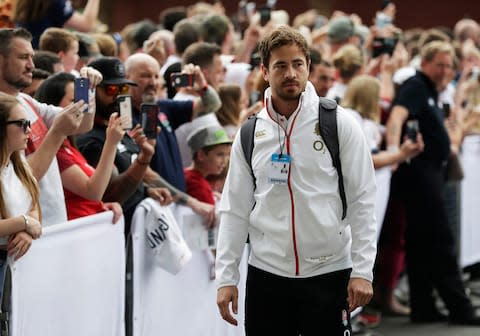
(100, 0, 479, 32)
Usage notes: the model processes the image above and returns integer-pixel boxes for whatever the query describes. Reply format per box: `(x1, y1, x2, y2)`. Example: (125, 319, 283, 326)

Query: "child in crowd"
(0, 93, 42, 261)
(38, 27, 79, 74)
(185, 125, 232, 207)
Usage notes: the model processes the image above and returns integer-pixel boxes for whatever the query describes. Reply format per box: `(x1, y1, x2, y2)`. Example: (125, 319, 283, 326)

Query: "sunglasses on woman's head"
(7, 119, 31, 133)
(102, 84, 130, 96)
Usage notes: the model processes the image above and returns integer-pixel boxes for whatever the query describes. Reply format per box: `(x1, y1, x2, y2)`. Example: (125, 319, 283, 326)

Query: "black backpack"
(240, 97, 347, 220)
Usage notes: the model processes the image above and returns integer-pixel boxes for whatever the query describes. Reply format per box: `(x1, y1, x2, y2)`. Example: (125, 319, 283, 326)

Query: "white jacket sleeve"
(337, 107, 377, 282)
(215, 130, 255, 289)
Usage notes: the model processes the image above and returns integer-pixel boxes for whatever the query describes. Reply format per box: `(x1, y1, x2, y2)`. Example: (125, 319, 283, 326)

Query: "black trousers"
(393, 159, 473, 319)
(245, 266, 352, 336)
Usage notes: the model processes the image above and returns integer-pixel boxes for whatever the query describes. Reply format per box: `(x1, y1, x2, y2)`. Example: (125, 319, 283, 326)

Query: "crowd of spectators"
(1, 0, 480, 333)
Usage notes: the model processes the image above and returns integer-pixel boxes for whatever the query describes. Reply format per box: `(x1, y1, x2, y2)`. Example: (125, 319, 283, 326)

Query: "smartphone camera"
(74, 77, 90, 113)
(117, 95, 133, 130)
(405, 120, 419, 142)
(140, 103, 159, 139)
(372, 37, 399, 58)
(170, 73, 194, 88)
(443, 103, 451, 119)
(259, 5, 271, 26)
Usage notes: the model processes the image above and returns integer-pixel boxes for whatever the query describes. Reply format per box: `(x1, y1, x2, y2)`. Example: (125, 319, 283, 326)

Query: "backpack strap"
(240, 114, 258, 190)
(318, 97, 347, 220)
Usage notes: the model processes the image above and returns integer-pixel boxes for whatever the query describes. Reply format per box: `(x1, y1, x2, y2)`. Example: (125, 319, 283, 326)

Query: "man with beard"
(0, 28, 102, 229)
(75, 56, 170, 227)
(125, 52, 222, 228)
(215, 26, 377, 335)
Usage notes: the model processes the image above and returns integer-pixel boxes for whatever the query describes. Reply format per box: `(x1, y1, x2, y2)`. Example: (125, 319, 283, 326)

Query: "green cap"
(187, 125, 233, 153)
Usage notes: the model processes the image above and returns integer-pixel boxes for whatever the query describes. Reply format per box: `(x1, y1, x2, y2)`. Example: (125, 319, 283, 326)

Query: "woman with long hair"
(0, 92, 42, 261)
(216, 84, 244, 139)
(13, 0, 100, 49)
(35, 72, 124, 222)
(343, 75, 424, 316)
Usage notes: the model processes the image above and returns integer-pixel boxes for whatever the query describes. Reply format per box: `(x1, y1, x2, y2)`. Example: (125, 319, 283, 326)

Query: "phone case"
(74, 77, 90, 104)
(117, 95, 133, 130)
(141, 103, 158, 139)
(170, 73, 194, 88)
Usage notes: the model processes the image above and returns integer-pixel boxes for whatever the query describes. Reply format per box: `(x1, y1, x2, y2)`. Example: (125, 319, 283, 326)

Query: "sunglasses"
(7, 119, 31, 133)
(102, 84, 130, 96)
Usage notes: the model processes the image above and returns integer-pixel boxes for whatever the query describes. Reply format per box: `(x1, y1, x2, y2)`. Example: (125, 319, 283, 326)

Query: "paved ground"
(365, 316, 480, 336)
(357, 279, 480, 335)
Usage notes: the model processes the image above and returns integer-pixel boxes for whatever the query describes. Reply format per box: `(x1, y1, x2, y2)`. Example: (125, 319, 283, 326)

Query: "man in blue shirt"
(125, 52, 221, 227)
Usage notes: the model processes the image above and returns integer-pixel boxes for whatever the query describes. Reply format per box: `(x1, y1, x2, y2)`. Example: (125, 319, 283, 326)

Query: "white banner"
(461, 135, 480, 267)
(10, 211, 125, 336)
(132, 203, 248, 336)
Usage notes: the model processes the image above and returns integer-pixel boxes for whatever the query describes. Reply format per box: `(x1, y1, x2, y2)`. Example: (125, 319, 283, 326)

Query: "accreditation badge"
(268, 153, 291, 185)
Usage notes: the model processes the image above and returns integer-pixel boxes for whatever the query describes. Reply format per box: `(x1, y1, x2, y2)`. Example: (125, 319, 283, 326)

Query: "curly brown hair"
(259, 26, 310, 68)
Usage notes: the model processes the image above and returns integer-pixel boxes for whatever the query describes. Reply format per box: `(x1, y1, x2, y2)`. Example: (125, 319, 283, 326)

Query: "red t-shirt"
(184, 168, 215, 205)
(56, 140, 105, 220)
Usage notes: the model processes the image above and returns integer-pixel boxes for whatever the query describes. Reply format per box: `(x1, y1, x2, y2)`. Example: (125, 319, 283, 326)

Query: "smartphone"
(375, 12, 392, 29)
(74, 77, 89, 103)
(140, 103, 158, 139)
(372, 37, 398, 58)
(443, 103, 451, 119)
(405, 120, 419, 142)
(259, 6, 271, 26)
(170, 73, 194, 88)
(250, 52, 261, 68)
(117, 95, 133, 130)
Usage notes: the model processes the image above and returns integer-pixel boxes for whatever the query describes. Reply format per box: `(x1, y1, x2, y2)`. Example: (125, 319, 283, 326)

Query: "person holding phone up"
(386, 41, 480, 325)
(124, 53, 223, 229)
(0, 28, 103, 227)
(76, 57, 171, 230)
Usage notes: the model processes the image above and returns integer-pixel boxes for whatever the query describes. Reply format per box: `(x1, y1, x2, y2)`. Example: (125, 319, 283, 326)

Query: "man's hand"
(188, 197, 216, 228)
(8, 232, 33, 260)
(347, 278, 373, 312)
(130, 124, 155, 159)
(146, 187, 173, 206)
(217, 286, 239, 326)
(79, 66, 103, 87)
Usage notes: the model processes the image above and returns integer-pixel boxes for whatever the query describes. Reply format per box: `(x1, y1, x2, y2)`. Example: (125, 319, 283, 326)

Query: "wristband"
(22, 214, 29, 231)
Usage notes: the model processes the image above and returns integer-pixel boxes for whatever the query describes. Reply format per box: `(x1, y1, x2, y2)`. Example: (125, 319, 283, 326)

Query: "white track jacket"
(215, 82, 377, 288)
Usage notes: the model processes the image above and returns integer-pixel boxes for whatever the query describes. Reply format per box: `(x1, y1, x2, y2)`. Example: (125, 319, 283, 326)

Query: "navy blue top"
(17, 0, 74, 49)
(76, 124, 144, 230)
(392, 71, 450, 166)
(133, 99, 193, 192)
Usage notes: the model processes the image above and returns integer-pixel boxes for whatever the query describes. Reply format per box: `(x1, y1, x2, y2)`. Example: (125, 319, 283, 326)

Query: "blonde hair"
(216, 84, 242, 127)
(0, 93, 41, 220)
(342, 75, 381, 122)
(332, 44, 363, 80)
(93, 33, 118, 57)
(420, 41, 454, 63)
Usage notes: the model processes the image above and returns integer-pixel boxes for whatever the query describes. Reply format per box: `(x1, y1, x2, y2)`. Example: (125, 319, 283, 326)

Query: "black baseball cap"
(88, 57, 137, 86)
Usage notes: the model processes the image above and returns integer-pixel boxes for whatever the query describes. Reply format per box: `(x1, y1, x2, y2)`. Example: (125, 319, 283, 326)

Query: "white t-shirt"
(17, 93, 68, 226)
(0, 160, 33, 244)
(326, 82, 347, 103)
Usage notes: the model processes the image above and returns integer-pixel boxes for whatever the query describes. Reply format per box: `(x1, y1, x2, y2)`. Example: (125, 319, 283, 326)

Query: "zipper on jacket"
(286, 134, 300, 275)
(266, 97, 302, 276)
